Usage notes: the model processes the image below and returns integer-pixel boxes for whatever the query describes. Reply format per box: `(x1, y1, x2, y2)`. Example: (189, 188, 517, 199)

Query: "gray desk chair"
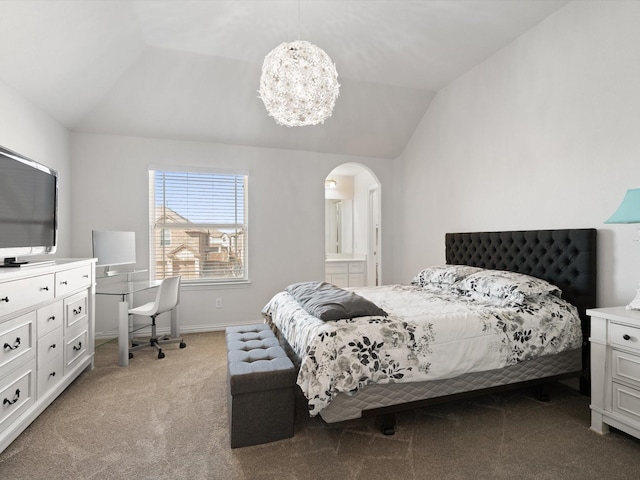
(128, 275, 186, 360)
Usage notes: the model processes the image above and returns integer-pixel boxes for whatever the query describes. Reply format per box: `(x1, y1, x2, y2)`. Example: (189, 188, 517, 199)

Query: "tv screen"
(0, 146, 58, 264)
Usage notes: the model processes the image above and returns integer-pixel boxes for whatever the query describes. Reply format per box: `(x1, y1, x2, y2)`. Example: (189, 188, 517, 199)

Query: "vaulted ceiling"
(0, 0, 568, 159)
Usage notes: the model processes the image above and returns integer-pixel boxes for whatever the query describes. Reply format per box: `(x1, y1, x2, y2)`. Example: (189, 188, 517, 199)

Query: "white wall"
(70, 133, 395, 336)
(0, 80, 71, 257)
(396, 1, 640, 308)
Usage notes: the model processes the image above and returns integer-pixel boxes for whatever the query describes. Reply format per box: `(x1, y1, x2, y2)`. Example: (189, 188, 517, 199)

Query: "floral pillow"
(456, 269, 562, 305)
(411, 265, 484, 289)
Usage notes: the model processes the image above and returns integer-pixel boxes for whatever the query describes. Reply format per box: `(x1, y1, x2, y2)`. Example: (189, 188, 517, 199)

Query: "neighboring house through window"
(149, 167, 248, 283)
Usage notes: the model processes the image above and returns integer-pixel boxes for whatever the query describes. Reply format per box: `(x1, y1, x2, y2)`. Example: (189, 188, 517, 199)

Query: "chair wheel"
(158, 350, 165, 359)
(381, 425, 395, 436)
(180, 342, 186, 349)
(129, 353, 134, 359)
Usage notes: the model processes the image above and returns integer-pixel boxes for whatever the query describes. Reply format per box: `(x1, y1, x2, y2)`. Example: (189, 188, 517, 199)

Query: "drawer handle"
(60, 281, 68, 285)
(623, 334, 632, 341)
(3, 337, 21, 350)
(73, 306, 83, 315)
(83, 274, 89, 278)
(73, 341, 83, 352)
(41, 286, 49, 291)
(48, 315, 56, 322)
(49, 372, 56, 378)
(50, 343, 56, 350)
(3, 389, 20, 406)
(1, 296, 8, 303)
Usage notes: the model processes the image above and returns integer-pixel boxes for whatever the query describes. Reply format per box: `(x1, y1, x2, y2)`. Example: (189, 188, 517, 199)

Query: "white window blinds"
(149, 169, 248, 283)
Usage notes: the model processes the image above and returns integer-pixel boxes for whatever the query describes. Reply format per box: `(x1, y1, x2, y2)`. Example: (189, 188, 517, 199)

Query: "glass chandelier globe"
(259, 40, 340, 127)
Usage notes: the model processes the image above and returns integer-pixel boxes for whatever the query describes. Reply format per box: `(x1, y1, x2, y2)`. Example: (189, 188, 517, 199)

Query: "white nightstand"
(588, 306, 640, 439)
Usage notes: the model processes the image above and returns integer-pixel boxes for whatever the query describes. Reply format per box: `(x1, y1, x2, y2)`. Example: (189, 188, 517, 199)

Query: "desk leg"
(171, 304, 180, 339)
(118, 301, 130, 367)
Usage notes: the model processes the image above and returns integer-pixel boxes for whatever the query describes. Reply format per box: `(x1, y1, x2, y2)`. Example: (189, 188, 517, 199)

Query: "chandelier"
(259, 40, 340, 127)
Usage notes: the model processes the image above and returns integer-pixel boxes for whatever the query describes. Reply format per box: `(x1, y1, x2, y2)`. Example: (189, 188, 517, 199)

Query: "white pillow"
(411, 265, 483, 289)
(456, 269, 561, 305)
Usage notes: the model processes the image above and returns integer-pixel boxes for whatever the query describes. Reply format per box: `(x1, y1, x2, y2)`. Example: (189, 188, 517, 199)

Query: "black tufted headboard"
(445, 229, 597, 332)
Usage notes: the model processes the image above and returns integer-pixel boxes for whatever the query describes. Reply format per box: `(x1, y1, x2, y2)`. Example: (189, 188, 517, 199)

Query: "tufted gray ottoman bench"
(226, 324, 296, 448)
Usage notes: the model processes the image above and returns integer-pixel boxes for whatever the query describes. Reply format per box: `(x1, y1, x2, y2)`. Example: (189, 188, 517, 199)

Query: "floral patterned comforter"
(261, 284, 582, 416)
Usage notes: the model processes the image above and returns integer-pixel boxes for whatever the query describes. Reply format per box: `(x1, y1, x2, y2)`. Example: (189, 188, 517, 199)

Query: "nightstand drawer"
(612, 350, 640, 388)
(610, 322, 640, 353)
(612, 382, 640, 422)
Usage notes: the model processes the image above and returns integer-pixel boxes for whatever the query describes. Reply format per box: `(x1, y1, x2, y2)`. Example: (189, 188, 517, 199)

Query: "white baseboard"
(95, 321, 265, 339)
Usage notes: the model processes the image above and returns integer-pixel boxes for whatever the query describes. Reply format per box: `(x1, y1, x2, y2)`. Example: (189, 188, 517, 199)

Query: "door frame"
(368, 185, 381, 286)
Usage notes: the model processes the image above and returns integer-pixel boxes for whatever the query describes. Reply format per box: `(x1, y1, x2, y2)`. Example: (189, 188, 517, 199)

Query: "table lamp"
(605, 187, 640, 309)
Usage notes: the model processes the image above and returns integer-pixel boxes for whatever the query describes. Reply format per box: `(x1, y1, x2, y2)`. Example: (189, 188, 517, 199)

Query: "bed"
(262, 229, 597, 433)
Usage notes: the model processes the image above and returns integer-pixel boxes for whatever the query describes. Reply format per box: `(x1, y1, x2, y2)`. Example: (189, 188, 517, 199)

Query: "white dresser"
(325, 260, 366, 288)
(588, 306, 640, 440)
(0, 259, 95, 453)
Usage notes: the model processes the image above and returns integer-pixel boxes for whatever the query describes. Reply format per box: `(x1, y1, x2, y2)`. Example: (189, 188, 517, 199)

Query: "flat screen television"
(0, 145, 58, 267)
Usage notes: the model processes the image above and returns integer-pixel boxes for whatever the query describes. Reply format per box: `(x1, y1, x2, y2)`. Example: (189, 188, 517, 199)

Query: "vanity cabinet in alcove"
(325, 259, 366, 288)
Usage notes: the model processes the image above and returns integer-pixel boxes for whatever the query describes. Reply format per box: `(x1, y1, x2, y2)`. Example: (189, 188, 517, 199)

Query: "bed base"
(318, 347, 581, 425)
(370, 375, 568, 435)
(367, 371, 579, 436)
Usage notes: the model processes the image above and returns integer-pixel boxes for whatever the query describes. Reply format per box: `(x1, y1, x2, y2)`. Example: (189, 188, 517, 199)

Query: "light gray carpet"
(1, 331, 640, 480)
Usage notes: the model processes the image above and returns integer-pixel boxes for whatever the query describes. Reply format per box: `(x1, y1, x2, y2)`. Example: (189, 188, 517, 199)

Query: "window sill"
(180, 280, 252, 291)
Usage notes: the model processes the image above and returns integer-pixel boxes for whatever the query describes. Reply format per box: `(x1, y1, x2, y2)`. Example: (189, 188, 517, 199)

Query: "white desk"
(96, 279, 179, 366)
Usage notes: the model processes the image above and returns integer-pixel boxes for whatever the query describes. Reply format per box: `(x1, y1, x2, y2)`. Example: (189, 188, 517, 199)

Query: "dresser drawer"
(0, 274, 54, 318)
(37, 354, 63, 399)
(610, 322, 640, 353)
(55, 265, 92, 297)
(64, 291, 88, 330)
(37, 300, 64, 338)
(0, 360, 35, 431)
(0, 312, 35, 379)
(64, 327, 88, 373)
(37, 327, 63, 368)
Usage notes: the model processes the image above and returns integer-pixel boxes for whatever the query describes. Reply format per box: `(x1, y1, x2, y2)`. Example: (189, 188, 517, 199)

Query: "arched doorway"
(325, 163, 381, 286)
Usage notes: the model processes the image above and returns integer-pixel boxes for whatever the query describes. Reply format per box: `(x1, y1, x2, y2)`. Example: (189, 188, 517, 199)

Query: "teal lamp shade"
(605, 188, 640, 224)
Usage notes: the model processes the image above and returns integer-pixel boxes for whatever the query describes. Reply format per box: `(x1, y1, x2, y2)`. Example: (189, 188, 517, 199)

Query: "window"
(149, 168, 248, 283)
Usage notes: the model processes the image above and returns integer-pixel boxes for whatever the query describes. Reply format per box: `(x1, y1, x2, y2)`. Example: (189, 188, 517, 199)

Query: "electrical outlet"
(215, 298, 222, 308)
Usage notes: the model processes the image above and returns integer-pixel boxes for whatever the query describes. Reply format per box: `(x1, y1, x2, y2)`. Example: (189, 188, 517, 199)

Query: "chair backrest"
(153, 275, 181, 316)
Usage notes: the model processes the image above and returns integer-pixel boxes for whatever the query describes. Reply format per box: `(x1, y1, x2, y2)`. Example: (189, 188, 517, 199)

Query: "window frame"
(148, 165, 248, 285)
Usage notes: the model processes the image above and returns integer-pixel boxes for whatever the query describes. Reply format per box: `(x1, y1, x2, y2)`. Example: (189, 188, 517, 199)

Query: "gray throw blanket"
(285, 281, 387, 321)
